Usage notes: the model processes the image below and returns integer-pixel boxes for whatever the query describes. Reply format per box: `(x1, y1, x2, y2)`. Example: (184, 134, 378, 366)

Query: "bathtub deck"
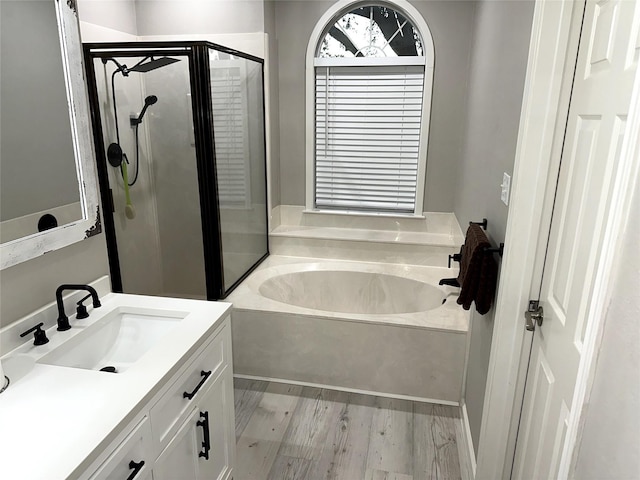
(234, 378, 471, 480)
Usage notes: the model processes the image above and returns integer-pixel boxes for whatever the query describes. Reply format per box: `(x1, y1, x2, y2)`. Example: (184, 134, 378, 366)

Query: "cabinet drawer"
(89, 417, 152, 480)
(150, 322, 230, 455)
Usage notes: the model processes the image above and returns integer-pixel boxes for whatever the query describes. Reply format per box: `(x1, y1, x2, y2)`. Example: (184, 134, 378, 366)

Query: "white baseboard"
(233, 373, 460, 406)
(461, 402, 477, 478)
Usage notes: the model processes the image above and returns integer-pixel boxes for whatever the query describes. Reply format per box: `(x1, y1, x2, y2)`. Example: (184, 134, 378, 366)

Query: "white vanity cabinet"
(83, 316, 235, 480)
(154, 370, 234, 480)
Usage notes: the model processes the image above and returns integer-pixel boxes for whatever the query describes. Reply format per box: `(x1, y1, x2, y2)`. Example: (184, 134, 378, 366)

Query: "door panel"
(513, 0, 639, 478)
(516, 349, 555, 479)
(154, 409, 200, 480)
(197, 370, 234, 480)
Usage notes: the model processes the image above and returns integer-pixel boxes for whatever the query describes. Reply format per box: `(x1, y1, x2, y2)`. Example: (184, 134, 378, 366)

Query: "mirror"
(0, 0, 101, 269)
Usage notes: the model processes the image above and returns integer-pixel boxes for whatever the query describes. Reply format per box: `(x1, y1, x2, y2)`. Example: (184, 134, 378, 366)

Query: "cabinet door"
(197, 368, 235, 480)
(89, 417, 152, 480)
(154, 408, 200, 480)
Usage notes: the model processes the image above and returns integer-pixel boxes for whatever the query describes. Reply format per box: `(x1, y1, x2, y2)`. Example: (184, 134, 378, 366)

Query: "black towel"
(475, 252, 498, 314)
(456, 224, 497, 314)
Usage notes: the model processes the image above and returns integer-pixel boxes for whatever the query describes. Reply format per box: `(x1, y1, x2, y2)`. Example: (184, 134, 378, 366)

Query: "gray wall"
(77, 0, 138, 35)
(573, 175, 640, 479)
(274, 0, 477, 211)
(264, 0, 281, 208)
(456, 0, 535, 455)
(81, 0, 264, 37)
(0, 1, 79, 221)
(135, 1, 264, 36)
(0, 236, 109, 328)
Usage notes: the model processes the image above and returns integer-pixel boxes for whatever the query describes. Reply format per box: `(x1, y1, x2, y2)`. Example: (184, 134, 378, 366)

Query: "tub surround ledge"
(269, 206, 464, 266)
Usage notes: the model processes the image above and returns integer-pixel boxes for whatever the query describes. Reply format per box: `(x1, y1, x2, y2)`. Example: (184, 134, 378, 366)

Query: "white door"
(512, 0, 640, 478)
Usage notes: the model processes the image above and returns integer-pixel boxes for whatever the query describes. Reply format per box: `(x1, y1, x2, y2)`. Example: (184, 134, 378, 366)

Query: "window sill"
(303, 208, 426, 221)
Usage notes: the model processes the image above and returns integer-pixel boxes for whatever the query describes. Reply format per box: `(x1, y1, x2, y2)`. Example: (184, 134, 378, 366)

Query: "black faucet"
(56, 284, 101, 331)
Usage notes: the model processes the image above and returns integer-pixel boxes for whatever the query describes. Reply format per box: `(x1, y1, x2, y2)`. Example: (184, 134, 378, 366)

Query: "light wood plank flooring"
(234, 378, 466, 480)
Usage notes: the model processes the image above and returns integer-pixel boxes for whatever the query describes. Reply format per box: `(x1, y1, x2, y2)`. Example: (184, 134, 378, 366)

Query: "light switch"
(501, 172, 511, 206)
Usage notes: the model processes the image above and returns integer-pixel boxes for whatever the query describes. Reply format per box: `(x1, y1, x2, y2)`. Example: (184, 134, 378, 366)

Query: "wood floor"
(234, 378, 469, 480)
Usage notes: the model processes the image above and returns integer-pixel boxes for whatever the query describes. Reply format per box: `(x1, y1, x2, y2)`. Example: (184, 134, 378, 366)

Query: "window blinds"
(211, 64, 250, 207)
(314, 65, 424, 213)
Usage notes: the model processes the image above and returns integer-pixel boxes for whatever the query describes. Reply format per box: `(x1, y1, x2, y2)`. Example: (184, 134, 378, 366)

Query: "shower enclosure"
(84, 42, 268, 300)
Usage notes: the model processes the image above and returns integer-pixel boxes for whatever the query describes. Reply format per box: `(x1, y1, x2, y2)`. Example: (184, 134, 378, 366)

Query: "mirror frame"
(0, 0, 101, 270)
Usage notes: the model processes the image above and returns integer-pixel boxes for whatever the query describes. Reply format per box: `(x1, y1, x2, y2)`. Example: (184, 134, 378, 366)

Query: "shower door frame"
(83, 41, 269, 300)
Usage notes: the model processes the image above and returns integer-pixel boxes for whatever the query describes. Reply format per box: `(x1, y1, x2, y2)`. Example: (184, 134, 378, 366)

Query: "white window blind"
(314, 65, 424, 213)
(211, 63, 251, 207)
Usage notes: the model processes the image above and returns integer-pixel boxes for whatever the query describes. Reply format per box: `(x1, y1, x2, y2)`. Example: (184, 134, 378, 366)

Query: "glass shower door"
(208, 47, 268, 293)
(89, 50, 207, 299)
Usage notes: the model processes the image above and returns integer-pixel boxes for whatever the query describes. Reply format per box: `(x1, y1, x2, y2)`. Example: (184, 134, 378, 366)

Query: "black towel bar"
(448, 252, 462, 268)
(484, 243, 504, 257)
(469, 218, 488, 230)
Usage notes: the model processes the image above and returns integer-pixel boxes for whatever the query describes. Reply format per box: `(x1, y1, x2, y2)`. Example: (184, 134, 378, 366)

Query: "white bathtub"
(227, 256, 469, 404)
(259, 269, 445, 315)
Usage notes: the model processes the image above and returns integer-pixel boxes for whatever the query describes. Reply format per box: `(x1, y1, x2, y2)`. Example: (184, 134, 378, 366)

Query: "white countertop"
(0, 292, 232, 480)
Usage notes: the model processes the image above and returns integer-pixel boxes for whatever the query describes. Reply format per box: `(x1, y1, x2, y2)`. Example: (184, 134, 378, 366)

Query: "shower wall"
(93, 57, 164, 296)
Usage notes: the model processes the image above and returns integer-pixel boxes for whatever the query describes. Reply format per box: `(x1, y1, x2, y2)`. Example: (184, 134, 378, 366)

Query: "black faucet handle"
(76, 294, 92, 319)
(438, 278, 461, 287)
(19, 322, 49, 346)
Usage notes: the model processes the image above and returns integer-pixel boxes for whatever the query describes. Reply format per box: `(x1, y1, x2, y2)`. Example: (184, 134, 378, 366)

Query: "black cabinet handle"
(127, 460, 145, 480)
(183, 370, 212, 400)
(197, 411, 211, 460)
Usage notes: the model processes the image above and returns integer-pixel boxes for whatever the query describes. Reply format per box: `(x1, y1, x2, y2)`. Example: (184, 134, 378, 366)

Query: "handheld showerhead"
(131, 95, 158, 126)
(144, 95, 158, 106)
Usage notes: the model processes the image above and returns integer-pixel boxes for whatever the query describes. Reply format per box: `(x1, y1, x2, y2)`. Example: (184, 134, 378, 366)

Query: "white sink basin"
(38, 307, 188, 373)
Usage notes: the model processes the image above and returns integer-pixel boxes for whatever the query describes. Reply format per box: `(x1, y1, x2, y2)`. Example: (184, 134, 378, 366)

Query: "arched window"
(306, 0, 434, 215)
